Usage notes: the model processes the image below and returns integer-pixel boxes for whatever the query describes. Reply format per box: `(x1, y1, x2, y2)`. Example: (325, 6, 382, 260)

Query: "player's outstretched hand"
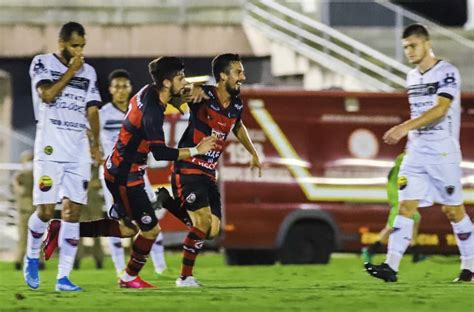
(185, 84, 209, 104)
(250, 152, 262, 177)
(196, 136, 217, 155)
(383, 125, 408, 145)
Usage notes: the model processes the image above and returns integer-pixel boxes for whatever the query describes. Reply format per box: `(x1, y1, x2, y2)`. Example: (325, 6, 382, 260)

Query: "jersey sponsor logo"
(191, 157, 217, 170)
(234, 103, 244, 111)
(445, 185, 455, 195)
(44, 145, 53, 155)
(140, 214, 153, 225)
(397, 176, 407, 190)
(407, 82, 439, 98)
(39, 175, 53, 192)
(51, 71, 90, 91)
(211, 129, 226, 140)
(210, 104, 221, 111)
(33, 59, 47, 75)
(49, 101, 85, 114)
(186, 192, 196, 204)
(49, 118, 87, 130)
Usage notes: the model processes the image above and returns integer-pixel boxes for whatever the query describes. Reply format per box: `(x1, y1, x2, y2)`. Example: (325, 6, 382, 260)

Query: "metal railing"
(244, 0, 411, 91)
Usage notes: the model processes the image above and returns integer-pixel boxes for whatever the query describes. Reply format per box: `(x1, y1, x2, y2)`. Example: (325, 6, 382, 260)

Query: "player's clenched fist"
(196, 136, 217, 154)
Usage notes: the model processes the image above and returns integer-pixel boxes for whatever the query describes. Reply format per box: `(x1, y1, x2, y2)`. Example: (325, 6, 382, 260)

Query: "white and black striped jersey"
(30, 53, 101, 163)
(405, 60, 461, 164)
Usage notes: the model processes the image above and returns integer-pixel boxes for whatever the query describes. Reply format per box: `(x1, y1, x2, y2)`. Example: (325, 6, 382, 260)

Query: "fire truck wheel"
(279, 221, 334, 264)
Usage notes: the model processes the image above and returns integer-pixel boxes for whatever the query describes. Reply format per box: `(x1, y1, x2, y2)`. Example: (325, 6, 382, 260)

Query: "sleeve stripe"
(86, 100, 102, 109)
(35, 79, 52, 89)
(438, 92, 454, 100)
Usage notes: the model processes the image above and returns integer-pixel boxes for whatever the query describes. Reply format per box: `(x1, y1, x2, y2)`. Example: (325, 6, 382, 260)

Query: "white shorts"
(398, 161, 463, 207)
(33, 160, 91, 205)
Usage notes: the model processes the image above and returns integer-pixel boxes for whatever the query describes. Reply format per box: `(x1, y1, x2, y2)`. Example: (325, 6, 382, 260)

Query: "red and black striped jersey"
(104, 84, 177, 186)
(174, 85, 244, 178)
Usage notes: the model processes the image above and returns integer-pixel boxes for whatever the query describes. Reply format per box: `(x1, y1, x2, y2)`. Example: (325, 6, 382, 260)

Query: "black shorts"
(171, 173, 221, 219)
(105, 179, 158, 231)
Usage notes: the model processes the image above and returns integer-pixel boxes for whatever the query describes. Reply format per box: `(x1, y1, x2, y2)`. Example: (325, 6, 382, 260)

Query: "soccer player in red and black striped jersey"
(43, 56, 217, 289)
(169, 54, 262, 287)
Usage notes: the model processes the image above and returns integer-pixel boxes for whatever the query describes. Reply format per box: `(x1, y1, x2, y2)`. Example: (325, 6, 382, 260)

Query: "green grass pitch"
(0, 252, 472, 311)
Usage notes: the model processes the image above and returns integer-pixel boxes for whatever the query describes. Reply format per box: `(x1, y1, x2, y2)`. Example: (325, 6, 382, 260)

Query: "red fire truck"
(148, 89, 474, 265)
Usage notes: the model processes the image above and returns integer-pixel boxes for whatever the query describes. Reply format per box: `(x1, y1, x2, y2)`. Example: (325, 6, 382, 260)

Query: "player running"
(99, 69, 167, 276)
(43, 57, 216, 288)
(365, 24, 473, 283)
(156, 54, 262, 287)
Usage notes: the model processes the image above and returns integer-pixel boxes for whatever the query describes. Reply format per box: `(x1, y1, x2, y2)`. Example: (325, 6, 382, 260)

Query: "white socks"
(385, 215, 414, 272)
(451, 215, 474, 271)
(108, 237, 125, 275)
(57, 221, 79, 279)
(26, 211, 47, 259)
(150, 232, 167, 274)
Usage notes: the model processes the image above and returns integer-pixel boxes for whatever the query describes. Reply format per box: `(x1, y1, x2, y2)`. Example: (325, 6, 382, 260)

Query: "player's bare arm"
(37, 53, 84, 104)
(383, 96, 452, 145)
(87, 105, 102, 164)
(233, 120, 262, 177)
(177, 136, 217, 160)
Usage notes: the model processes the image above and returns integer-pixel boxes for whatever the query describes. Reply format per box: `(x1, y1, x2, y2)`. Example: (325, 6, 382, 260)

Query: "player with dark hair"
(43, 57, 217, 289)
(365, 24, 474, 283)
(99, 69, 167, 276)
(157, 53, 262, 287)
(24, 21, 102, 291)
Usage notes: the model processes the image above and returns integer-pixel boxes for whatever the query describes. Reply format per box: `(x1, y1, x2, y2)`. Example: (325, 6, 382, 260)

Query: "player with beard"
(157, 53, 262, 287)
(24, 22, 102, 291)
(43, 57, 217, 288)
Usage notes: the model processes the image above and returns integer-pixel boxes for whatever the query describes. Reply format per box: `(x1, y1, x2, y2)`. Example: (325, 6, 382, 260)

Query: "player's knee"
(398, 201, 418, 218)
(119, 223, 139, 237)
(207, 227, 220, 239)
(442, 205, 465, 222)
(36, 205, 55, 221)
(140, 223, 161, 240)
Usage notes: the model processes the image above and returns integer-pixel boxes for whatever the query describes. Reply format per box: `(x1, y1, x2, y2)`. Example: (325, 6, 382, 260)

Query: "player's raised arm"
(233, 120, 262, 177)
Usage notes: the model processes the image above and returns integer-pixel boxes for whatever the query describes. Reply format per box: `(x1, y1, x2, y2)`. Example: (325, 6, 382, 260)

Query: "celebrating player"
(99, 69, 167, 276)
(157, 54, 262, 287)
(43, 56, 216, 288)
(365, 24, 474, 283)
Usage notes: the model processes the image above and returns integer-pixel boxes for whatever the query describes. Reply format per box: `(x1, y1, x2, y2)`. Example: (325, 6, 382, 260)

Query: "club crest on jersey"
(39, 175, 53, 192)
(445, 185, 455, 195)
(33, 59, 47, 75)
(397, 176, 407, 190)
(44, 145, 53, 155)
(141, 214, 153, 224)
(186, 192, 196, 204)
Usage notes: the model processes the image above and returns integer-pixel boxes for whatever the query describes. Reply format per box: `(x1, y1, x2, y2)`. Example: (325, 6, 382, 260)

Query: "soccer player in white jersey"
(365, 24, 474, 283)
(24, 22, 102, 291)
(100, 69, 167, 276)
